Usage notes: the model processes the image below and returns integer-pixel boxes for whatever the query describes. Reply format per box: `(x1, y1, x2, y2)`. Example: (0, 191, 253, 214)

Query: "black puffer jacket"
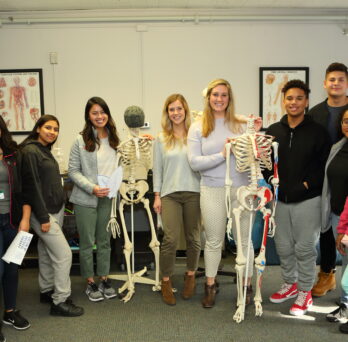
(265, 115, 331, 203)
(21, 140, 64, 224)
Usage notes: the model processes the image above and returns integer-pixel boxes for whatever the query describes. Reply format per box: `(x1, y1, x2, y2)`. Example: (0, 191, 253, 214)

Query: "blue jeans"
(331, 213, 348, 304)
(0, 213, 18, 310)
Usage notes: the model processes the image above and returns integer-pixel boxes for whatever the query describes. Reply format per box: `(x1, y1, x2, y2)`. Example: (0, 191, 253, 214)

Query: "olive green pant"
(74, 197, 112, 279)
(160, 191, 201, 277)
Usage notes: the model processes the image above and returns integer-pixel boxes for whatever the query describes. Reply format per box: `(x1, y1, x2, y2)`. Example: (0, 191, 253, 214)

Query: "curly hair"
(282, 79, 310, 98)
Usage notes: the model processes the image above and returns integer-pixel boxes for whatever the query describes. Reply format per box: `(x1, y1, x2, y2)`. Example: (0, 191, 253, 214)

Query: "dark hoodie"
(21, 140, 64, 224)
(264, 115, 331, 203)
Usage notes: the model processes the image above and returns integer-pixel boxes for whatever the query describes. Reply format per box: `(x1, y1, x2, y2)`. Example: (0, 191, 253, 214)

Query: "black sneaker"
(340, 322, 348, 334)
(3, 310, 30, 330)
(50, 300, 84, 317)
(327, 304, 348, 323)
(40, 290, 54, 303)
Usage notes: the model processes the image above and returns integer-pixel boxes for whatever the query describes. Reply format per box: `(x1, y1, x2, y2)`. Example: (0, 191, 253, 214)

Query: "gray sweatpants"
(30, 206, 72, 305)
(274, 196, 321, 292)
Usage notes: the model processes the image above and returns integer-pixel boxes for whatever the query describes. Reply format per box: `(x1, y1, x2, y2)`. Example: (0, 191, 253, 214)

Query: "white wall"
(1, 21, 347, 168)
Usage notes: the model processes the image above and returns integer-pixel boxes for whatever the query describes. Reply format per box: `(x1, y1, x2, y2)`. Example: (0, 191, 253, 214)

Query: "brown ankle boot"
(202, 283, 217, 308)
(161, 279, 176, 305)
(312, 270, 336, 297)
(182, 273, 196, 300)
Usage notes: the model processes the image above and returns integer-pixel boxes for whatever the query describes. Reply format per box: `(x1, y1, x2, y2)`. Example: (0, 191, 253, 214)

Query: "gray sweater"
(187, 118, 249, 188)
(321, 136, 348, 232)
(153, 133, 200, 197)
(68, 135, 117, 208)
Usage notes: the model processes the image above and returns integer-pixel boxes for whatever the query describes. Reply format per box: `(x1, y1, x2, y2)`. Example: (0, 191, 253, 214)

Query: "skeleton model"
(225, 117, 279, 323)
(108, 106, 161, 302)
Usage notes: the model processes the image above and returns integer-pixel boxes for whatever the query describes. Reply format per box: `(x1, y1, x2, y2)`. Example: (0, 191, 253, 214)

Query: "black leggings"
(0, 214, 19, 310)
(319, 227, 337, 273)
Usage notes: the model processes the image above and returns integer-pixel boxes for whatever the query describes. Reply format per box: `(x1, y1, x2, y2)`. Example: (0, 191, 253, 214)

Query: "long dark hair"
(81, 97, 119, 152)
(0, 116, 17, 154)
(20, 114, 60, 149)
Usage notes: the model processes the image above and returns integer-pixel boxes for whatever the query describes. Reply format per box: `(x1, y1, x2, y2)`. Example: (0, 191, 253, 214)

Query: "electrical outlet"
(141, 122, 150, 129)
(49, 52, 58, 64)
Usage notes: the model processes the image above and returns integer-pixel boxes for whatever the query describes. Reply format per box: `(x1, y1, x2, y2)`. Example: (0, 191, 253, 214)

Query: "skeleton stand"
(108, 134, 161, 302)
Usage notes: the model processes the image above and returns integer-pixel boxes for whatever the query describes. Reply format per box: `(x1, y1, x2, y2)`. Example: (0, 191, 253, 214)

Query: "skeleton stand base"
(109, 267, 160, 302)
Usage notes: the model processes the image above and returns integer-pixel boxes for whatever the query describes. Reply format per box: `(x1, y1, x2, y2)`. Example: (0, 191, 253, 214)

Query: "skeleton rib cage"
(117, 137, 152, 187)
(232, 133, 273, 175)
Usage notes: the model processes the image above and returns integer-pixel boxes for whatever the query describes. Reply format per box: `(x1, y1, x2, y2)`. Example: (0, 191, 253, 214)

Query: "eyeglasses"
(342, 119, 348, 126)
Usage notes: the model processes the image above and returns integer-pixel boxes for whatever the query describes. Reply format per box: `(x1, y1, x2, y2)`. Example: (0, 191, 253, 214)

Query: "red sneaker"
(290, 290, 313, 316)
(270, 283, 298, 303)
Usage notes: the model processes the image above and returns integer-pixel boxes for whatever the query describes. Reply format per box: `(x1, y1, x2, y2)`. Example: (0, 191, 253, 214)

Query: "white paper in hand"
(107, 166, 123, 198)
(2, 231, 33, 265)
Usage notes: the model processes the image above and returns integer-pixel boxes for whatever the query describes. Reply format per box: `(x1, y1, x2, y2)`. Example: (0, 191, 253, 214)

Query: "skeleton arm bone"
(106, 151, 122, 238)
(225, 141, 233, 238)
(268, 142, 279, 237)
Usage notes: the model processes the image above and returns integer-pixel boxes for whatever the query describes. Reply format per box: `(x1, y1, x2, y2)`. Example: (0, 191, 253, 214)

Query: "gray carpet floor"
(3, 258, 348, 342)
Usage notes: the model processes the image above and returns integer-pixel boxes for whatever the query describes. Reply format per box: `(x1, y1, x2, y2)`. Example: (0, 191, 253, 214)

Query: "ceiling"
(0, 0, 348, 12)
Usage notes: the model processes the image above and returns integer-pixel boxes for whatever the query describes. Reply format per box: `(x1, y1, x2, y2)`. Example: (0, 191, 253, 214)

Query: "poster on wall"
(0, 69, 44, 134)
(259, 67, 309, 129)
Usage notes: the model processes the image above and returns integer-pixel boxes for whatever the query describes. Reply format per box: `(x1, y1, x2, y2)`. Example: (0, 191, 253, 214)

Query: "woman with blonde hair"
(188, 79, 261, 308)
(153, 94, 200, 305)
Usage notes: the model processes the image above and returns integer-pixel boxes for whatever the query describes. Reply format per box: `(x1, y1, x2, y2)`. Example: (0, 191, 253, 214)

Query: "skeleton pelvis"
(237, 186, 273, 211)
(120, 180, 149, 203)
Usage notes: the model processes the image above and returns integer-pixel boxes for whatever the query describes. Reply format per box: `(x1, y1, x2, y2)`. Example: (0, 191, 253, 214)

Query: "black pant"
(319, 227, 337, 273)
(0, 213, 19, 310)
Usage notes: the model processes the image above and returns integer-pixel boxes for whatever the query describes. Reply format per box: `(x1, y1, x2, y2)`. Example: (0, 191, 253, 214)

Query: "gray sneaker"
(86, 283, 104, 302)
(327, 304, 348, 323)
(98, 279, 117, 299)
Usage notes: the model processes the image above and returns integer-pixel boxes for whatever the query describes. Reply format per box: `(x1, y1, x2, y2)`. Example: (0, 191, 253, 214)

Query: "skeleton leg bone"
(141, 197, 161, 291)
(118, 199, 135, 302)
(232, 205, 247, 323)
(254, 207, 271, 316)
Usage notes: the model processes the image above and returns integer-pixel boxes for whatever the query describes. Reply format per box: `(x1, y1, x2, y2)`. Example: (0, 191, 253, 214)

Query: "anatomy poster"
(259, 67, 309, 129)
(0, 69, 44, 134)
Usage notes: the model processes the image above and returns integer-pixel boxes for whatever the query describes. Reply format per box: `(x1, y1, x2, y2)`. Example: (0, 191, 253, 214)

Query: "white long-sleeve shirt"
(153, 133, 200, 198)
(187, 118, 249, 188)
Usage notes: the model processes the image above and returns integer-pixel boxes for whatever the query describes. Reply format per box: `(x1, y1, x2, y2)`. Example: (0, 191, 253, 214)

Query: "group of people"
(153, 62, 348, 335)
(0, 97, 121, 342)
(0, 61, 347, 342)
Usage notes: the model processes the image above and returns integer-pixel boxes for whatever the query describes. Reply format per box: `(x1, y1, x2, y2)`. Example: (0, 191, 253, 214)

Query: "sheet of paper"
(107, 166, 123, 198)
(97, 175, 109, 188)
(2, 231, 33, 265)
